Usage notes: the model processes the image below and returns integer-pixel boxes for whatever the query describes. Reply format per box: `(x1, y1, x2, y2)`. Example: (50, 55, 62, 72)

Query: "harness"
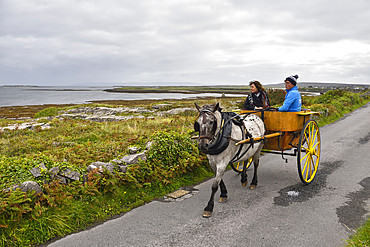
(196, 111, 253, 158)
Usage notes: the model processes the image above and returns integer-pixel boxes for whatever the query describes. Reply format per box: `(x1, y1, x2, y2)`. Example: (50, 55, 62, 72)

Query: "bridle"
(194, 108, 218, 141)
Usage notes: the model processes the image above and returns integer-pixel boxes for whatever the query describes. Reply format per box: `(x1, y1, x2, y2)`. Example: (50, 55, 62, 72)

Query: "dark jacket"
(243, 91, 270, 110)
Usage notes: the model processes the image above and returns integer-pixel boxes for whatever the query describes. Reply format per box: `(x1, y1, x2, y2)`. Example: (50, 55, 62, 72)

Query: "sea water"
(0, 86, 243, 107)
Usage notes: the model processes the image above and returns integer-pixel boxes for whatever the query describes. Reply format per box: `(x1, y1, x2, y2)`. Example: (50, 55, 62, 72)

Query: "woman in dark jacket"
(243, 80, 270, 110)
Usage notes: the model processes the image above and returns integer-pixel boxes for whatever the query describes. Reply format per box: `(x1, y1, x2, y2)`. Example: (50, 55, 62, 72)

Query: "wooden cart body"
(233, 109, 321, 184)
(239, 110, 318, 151)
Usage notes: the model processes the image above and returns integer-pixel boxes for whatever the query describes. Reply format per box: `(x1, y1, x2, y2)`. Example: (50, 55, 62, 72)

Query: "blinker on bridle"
(195, 109, 218, 141)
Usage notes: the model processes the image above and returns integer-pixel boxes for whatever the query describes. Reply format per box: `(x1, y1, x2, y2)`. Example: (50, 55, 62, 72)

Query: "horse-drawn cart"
(193, 103, 322, 217)
(231, 109, 321, 184)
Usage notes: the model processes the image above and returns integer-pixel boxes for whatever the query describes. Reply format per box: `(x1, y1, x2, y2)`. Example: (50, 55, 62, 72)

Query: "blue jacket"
(278, 86, 302, 112)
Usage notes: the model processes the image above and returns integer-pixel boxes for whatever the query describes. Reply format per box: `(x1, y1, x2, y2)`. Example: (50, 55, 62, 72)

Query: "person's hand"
(255, 107, 263, 110)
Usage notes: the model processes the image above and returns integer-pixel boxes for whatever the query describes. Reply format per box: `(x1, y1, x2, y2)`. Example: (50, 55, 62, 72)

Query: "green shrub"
(267, 88, 286, 106)
(146, 130, 197, 167)
(34, 107, 60, 118)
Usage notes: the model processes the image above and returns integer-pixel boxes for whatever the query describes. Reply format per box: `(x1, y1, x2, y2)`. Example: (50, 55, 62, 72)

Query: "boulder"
(60, 168, 80, 181)
(30, 163, 47, 178)
(111, 159, 123, 165)
(54, 175, 67, 184)
(88, 161, 114, 174)
(146, 141, 153, 151)
(152, 103, 172, 109)
(100, 163, 114, 174)
(20, 181, 42, 194)
(128, 146, 141, 154)
(49, 167, 60, 179)
(118, 165, 127, 173)
(121, 152, 146, 165)
(87, 164, 99, 173)
(4, 185, 21, 192)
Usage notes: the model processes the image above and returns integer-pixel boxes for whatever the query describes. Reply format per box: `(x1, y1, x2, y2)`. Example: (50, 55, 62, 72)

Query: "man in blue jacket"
(278, 74, 302, 112)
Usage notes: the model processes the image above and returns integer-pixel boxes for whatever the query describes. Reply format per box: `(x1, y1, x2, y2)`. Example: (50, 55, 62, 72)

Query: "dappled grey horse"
(194, 103, 266, 218)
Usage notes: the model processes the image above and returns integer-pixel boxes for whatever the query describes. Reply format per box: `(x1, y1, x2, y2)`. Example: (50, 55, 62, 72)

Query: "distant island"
(105, 83, 370, 94)
(2, 85, 38, 87)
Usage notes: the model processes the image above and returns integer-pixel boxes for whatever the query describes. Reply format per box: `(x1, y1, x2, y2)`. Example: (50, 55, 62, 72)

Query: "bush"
(34, 107, 60, 118)
(267, 89, 286, 106)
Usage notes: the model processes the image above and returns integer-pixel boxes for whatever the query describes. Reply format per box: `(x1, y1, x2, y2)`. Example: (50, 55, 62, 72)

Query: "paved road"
(48, 103, 370, 247)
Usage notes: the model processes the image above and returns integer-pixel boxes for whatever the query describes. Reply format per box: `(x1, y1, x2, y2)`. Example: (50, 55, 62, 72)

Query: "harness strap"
(229, 124, 247, 164)
(229, 142, 254, 164)
(228, 115, 256, 164)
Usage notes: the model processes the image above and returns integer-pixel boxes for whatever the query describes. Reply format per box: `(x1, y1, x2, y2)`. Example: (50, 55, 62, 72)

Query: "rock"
(87, 164, 98, 173)
(121, 152, 147, 165)
(1, 122, 51, 131)
(167, 107, 195, 115)
(146, 141, 153, 150)
(4, 185, 21, 192)
(152, 103, 172, 109)
(118, 165, 127, 173)
(54, 175, 67, 184)
(157, 107, 196, 117)
(128, 146, 141, 154)
(88, 161, 114, 174)
(60, 168, 80, 181)
(30, 163, 47, 177)
(20, 181, 42, 194)
(100, 163, 114, 174)
(111, 159, 123, 165)
(49, 167, 60, 179)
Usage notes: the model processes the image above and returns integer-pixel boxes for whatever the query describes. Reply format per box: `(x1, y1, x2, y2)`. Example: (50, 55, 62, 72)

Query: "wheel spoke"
(304, 132, 309, 145)
(309, 156, 316, 175)
(312, 141, 320, 152)
(301, 152, 309, 162)
(312, 128, 318, 144)
(302, 154, 310, 175)
(305, 155, 312, 181)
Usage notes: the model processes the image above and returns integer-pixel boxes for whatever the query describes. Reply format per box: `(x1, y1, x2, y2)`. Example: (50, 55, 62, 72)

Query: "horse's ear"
(194, 103, 201, 112)
(212, 103, 220, 112)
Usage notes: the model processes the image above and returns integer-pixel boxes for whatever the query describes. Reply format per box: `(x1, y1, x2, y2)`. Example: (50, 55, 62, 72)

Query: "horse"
(194, 103, 266, 218)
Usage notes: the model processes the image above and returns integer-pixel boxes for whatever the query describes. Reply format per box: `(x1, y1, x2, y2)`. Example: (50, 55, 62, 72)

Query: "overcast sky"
(1, 0, 370, 86)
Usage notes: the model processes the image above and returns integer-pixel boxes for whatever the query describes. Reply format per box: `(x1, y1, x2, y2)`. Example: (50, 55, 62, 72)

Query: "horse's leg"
(250, 157, 259, 190)
(250, 146, 263, 190)
(203, 165, 226, 218)
(219, 179, 227, 203)
(203, 179, 219, 218)
(241, 160, 248, 187)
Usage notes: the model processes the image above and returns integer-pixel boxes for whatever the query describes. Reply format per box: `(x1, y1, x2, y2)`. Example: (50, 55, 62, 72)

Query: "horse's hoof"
(219, 197, 227, 203)
(242, 182, 248, 187)
(250, 185, 257, 190)
(202, 211, 212, 218)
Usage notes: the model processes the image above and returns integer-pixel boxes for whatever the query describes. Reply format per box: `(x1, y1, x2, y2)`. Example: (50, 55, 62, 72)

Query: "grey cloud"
(1, 0, 370, 86)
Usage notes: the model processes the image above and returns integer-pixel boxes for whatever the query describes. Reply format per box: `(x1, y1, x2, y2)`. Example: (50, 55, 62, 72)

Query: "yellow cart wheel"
(231, 157, 253, 173)
(297, 119, 321, 184)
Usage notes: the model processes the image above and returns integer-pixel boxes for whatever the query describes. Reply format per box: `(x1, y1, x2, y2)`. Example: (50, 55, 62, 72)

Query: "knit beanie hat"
(285, 75, 299, 86)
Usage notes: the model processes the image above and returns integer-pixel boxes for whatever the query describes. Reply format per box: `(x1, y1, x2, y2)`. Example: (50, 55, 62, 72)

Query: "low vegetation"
(0, 89, 370, 246)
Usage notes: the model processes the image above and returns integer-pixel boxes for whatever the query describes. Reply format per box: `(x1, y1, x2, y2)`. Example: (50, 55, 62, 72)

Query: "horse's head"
(194, 103, 221, 150)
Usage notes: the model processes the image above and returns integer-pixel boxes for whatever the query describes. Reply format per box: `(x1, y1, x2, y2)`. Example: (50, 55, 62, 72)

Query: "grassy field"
(0, 89, 370, 246)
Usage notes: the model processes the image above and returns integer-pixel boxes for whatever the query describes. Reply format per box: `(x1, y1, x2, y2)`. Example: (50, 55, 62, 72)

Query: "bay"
(0, 86, 244, 107)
